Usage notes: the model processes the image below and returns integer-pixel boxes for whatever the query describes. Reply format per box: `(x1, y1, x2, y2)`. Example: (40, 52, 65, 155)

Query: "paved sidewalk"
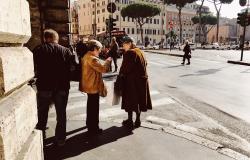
(44, 121, 234, 160)
(144, 49, 250, 66)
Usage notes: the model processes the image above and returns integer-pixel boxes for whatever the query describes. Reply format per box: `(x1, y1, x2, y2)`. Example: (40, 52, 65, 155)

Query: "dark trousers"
(36, 90, 69, 140)
(86, 93, 100, 131)
(183, 53, 190, 63)
(113, 56, 118, 71)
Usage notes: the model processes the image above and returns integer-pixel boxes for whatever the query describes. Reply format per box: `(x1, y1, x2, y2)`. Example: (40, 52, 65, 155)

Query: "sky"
(197, 0, 246, 19)
(71, 0, 246, 19)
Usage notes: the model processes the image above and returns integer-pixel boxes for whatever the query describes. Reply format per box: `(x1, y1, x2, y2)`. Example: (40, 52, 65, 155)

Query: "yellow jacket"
(79, 52, 111, 94)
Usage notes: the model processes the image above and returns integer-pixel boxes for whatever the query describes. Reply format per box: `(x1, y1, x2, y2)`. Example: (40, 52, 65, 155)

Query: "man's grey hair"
(43, 29, 59, 42)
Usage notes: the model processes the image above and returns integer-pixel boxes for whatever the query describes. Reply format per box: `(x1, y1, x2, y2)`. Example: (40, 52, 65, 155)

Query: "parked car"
(152, 45, 160, 50)
(202, 43, 220, 50)
(189, 43, 196, 50)
(137, 45, 145, 50)
(178, 43, 196, 51)
(145, 44, 153, 50)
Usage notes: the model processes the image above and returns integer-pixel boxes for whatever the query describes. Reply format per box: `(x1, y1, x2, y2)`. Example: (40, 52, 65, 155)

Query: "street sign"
(107, 2, 116, 13)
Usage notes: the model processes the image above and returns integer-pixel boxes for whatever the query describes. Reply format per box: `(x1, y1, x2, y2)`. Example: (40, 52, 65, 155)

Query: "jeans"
(36, 90, 69, 140)
(86, 93, 100, 131)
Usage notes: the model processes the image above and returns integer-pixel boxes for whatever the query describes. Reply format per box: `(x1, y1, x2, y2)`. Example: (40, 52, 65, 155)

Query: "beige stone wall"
(0, 0, 43, 160)
(207, 25, 230, 43)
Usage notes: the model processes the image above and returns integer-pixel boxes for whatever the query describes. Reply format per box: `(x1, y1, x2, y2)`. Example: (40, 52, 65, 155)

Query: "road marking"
(49, 99, 106, 113)
(150, 90, 160, 96)
(148, 61, 165, 66)
(68, 92, 86, 98)
(153, 97, 175, 107)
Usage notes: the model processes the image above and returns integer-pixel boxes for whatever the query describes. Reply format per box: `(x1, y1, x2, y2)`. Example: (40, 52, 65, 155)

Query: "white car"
(137, 45, 145, 50)
(152, 45, 160, 50)
(202, 43, 220, 50)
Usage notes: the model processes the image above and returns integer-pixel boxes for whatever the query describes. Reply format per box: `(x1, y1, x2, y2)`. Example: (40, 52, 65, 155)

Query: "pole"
(241, 0, 249, 61)
(94, 0, 97, 38)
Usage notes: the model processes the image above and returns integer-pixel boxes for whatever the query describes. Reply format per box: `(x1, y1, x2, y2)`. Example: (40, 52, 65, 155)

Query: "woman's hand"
(106, 57, 112, 62)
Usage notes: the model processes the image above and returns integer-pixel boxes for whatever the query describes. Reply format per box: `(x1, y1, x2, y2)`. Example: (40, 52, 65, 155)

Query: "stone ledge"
(0, 85, 37, 160)
(0, 47, 34, 96)
(0, 0, 31, 44)
(227, 60, 250, 66)
(16, 130, 43, 160)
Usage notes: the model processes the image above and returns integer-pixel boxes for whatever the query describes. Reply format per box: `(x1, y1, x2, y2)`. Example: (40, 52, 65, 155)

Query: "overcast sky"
(197, 0, 246, 19)
(71, 0, 246, 19)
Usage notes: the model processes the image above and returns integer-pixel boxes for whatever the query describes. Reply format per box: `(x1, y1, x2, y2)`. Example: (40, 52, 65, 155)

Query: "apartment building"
(77, 0, 198, 45)
(70, 1, 79, 43)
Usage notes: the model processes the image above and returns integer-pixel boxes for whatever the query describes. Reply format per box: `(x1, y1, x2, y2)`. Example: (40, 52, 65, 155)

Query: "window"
(145, 29, 147, 34)
(102, 28, 105, 31)
(92, 11, 94, 15)
(116, 15, 119, 21)
(146, 18, 148, 23)
(123, 28, 125, 31)
(97, 10, 100, 14)
(127, 28, 130, 34)
(102, 9, 105, 13)
(154, 19, 156, 24)
(132, 28, 134, 34)
(137, 29, 140, 34)
(103, 17, 105, 22)
(128, 17, 130, 22)
(132, 18, 134, 22)
(158, 30, 160, 35)
(150, 19, 152, 24)
(123, 17, 125, 21)
(97, 17, 100, 23)
(97, 3, 100, 6)
(83, 4, 85, 8)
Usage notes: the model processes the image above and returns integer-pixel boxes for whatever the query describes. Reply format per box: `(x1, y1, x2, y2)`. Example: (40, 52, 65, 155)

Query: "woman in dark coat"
(181, 40, 191, 65)
(117, 36, 152, 129)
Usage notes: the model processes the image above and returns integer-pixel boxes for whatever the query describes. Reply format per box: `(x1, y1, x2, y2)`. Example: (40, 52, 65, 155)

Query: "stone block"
(0, 85, 37, 160)
(0, 47, 34, 96)
(0, 0, 31, 44)
(47, 0, 70, 9)
(46, 23, 70, 34)
(15, 130, 43, 160)
(44, 9, 70, 23)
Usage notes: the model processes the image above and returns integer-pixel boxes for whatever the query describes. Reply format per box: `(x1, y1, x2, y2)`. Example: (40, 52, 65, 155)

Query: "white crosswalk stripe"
(48, 81, 177, 122)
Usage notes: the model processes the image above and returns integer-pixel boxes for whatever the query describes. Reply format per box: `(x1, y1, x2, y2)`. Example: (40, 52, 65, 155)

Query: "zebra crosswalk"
(48, 70, 177, 122)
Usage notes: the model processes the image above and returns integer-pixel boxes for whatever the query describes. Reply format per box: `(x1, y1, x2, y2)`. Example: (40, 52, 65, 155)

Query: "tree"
(192, 14, 217, 43)
(164, 0, 197, 44)
(121, 3, 161, 44)
(197, 0, 206, 43)
(212, 0, 233, 42)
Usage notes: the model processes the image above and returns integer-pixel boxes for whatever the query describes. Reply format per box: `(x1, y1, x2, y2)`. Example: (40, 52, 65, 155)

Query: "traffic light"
(105, 18, 110, 32)
(237, 12, 250, 27)
(105, 17, 117, 32)
(109, 17, 117, 31)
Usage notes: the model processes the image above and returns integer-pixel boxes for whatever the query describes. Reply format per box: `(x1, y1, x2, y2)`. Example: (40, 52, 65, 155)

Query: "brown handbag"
(99, 81, 107, 97)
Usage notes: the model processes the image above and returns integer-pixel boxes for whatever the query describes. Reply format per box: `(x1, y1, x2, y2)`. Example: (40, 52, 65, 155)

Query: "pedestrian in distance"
(79, 40, 112, 135)
(116, 36, 152, 130)
(109, 37, 119, 72)
(181, 40, 191, 65)
(33, 29, 74, 146)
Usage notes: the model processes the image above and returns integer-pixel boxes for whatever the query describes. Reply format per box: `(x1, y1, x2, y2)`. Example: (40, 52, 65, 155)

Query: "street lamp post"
(240, 0, 249, 61)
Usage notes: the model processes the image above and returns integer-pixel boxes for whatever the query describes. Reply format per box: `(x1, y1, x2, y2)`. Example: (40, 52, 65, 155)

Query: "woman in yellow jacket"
(79, 40, 112, 135)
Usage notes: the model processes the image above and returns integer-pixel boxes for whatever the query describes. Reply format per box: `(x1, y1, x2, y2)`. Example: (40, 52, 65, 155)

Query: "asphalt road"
(146, 49, 250, 141)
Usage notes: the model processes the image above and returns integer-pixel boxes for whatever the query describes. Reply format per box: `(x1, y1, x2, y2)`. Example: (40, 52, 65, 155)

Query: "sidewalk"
(144, 49, 250, 66)
(44, 121, 234, 160)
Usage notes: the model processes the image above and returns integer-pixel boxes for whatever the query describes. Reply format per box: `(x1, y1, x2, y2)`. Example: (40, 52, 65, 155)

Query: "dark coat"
(119, 48, 152, 112)
(183, 44, 191, 58)
(33, 42, 73, 91)
(109, 42, 119, 58)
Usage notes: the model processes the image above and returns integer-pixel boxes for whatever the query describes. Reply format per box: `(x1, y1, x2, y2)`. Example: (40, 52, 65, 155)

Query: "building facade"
(77, 0, 198, 45)
(70, 1, 79, 44)
(165, 3, 197, 44)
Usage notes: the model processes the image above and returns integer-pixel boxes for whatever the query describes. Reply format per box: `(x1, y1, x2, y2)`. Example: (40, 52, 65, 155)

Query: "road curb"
(227, 60, 250, 66)
(110, 119, 250, 160)
(144, 50, 183, 57)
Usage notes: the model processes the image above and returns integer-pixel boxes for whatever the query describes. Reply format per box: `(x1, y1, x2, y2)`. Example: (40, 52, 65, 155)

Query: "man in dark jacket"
(33, 29, 73, 146)
(181, 40, 191, 65)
